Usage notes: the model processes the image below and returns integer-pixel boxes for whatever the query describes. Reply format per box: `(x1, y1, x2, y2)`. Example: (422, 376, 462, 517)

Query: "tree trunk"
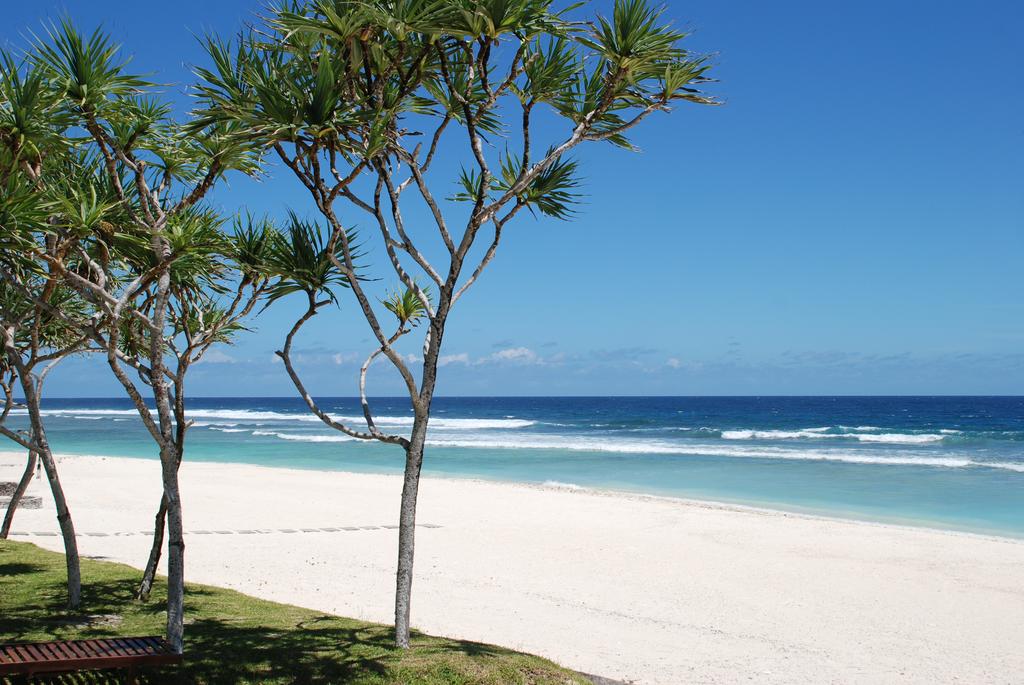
(37, 444, 82, 610)
(0, 449, 37, 539)
(19, 376, 81, 610)
(136, 495, 168, 600)
(160, 448, 186, 654)
(393, 301, 448, 648)
(394, 428, 427, 648)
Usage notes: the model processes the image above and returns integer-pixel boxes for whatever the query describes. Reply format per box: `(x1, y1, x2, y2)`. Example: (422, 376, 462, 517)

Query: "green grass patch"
(0, 540, 588, 684)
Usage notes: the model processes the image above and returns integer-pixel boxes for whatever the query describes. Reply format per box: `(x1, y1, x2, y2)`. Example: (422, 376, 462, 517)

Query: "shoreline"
(4, 449, 1021, 541)
(5, 453, 1024, 683)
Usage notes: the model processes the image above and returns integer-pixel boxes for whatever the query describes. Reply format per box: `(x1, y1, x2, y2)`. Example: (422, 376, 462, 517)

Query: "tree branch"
(275, 296, 408, 447)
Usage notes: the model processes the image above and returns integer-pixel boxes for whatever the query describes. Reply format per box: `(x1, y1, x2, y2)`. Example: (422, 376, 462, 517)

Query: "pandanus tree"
(12, 21, 271, 652)
(195, 0, 717, 646)
(0, 48, 94, 607)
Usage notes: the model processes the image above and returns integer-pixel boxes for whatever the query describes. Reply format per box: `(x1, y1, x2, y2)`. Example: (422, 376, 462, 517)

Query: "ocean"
(6, 396, 1023, 537)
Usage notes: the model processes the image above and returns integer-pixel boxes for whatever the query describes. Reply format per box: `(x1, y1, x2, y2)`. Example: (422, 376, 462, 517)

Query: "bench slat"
(87, 638, 125, 658)
(49, 642, 77, 661)
(60, 640, 89, 659)
(120, 638, 150, 656)
(19, 645, 41, 662)
(113, 638, 144, 656)
(0, 646, 24, 664)
(86, 638, 121, 657)
(47, 642, 75, 661)
(125, 637, 157, 655)
(25, 643, 56, 662)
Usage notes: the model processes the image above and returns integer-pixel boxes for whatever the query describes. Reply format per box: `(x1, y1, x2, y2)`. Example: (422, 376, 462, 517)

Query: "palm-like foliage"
(451, 150, 581, 219)
(581, 0, 682, 74)
(175, 305, 249, 346)
(229, 213, 278, 284)
(0, 280, 90, 353)
(382, 285, 431, 327)
(263, 212, 359, 306)
(0, 51, 71, 174)
(0, 176, 50, 258)
(31, 19, 148, 111)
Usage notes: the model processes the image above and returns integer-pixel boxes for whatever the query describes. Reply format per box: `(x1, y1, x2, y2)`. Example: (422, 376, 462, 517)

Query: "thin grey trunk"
(394, 328, 443, 648)
(394, 422, 427, 648)
(0, 449, 37, 539)
(37, 443, 82, 610)
(145, 263, 185, 653)
(161, 447, 185, 653)
(136, 495, 168, 600)
(1, 337, 80, 608)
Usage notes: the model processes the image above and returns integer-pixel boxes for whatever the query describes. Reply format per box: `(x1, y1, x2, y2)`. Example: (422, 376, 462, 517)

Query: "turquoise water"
(7, 396, 1023, 537)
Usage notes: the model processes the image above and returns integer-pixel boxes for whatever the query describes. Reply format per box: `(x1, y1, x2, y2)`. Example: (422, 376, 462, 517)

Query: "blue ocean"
(7, 396, 1023, 536)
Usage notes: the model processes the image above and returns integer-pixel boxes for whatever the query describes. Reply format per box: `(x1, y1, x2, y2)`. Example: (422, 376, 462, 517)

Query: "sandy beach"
(3, 452, 1023, 684)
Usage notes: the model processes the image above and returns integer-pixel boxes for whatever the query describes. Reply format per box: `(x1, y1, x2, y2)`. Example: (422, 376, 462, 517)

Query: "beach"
(4, 452, 1023, 684)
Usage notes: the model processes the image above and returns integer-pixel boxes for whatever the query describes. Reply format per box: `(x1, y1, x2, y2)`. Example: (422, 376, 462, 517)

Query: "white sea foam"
(720, 428, 947, 445)
(722, 429, 839, 440)
(251, 430, 355, 443)
(362, 416, 536, 429)
(854, 433, 945, 444)
(986, 462, 1024, 473)
(541, 480, 582, 490)
(22, 406, 1018, 474)
(420, 435, 971, 468)
(32, 407, 534, 430)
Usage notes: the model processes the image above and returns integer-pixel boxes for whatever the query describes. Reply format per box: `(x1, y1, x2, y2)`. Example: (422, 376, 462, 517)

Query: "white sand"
(3, 452, 1023, 684)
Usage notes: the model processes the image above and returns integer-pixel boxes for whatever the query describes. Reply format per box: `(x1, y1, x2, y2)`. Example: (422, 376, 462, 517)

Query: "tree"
(194, 0, 717, 647)
(10, 21, 271, 653)
(0, 47, 97, 608)
(195, 0, 716, 647)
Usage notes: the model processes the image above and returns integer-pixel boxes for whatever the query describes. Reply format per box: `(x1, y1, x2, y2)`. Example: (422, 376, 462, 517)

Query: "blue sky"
(3, 1, 1022, 396)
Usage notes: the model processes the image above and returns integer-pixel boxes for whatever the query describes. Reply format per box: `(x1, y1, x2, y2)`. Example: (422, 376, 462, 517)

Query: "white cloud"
(198, 349, 237, 364)
(332, 352, 359, 365)
(438, 352, 470, 367)
(667, 357, 682, 369)
(485, 347, 541, 365)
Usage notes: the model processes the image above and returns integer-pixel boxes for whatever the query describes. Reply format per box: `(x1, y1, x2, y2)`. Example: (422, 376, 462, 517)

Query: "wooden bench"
(0, 636, 181, 678)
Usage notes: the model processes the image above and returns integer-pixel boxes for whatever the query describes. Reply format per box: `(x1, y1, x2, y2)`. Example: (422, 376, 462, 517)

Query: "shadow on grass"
(4, 617, 516, 685)
(2, 540, 581, 685)
(0, 563, 45, 576)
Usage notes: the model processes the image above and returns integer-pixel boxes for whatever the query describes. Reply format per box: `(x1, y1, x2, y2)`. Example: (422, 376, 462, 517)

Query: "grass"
(0, 540, 589, 684)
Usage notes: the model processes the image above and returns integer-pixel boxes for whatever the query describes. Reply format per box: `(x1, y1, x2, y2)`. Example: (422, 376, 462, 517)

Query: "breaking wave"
(234, 426, 1024, 472)
(31, 407, 534, 430)
(720, 427, 946, 444)
(251, 430, 355, 443)
(18, 404, 1024, 476)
